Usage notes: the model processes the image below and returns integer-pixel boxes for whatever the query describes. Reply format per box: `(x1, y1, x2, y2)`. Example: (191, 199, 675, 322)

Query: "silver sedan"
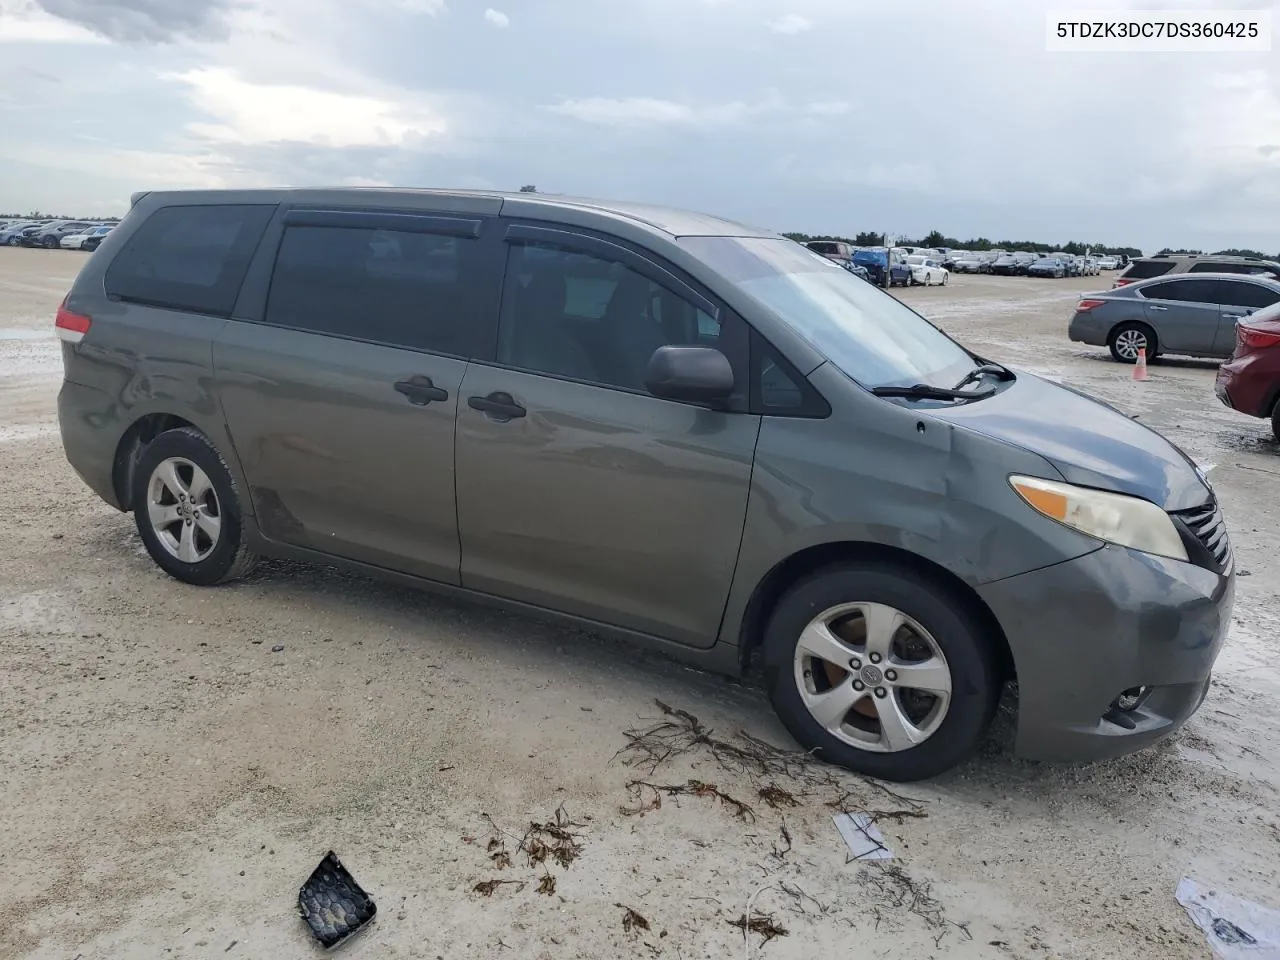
(1067, 272, 1280, 363)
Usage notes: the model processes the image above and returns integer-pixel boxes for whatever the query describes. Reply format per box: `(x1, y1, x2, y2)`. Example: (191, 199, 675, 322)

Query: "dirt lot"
(2, 247, 1278, 960)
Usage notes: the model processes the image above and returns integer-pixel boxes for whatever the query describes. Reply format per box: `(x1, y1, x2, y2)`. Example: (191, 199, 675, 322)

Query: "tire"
(941, 272, 949, 286)
(43, 236, 58, 249)
(762, 562, 999, 782)
(1108, 321, 1156, 364)
(1271, 402, 1280, 443)
(132, 427, 256, 586)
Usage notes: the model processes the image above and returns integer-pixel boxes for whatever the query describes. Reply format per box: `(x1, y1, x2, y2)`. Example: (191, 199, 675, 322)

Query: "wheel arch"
(111, 413, 199, 510)
(736, 540, 1015, 683)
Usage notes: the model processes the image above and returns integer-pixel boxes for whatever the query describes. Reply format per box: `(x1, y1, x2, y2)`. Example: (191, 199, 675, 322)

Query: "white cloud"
(0, 0, 108, 42)
(767, 14, 812, 35)
(547, 93, 786, 127)
(483, 7, 508, 28)
(389, 0, 446, 13)
(805, 100, 851, 116)
(169, 67, 449, 147)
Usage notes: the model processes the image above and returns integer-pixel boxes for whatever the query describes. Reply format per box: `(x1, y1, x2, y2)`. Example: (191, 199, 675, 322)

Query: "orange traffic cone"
(1133, 347, 1149, 381)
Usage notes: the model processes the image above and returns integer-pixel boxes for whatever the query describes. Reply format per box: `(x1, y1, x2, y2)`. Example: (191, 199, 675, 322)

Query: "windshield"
(680, 237, 975, 390)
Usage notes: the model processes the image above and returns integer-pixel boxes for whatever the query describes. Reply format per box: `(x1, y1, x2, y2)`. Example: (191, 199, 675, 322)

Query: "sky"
(0, 0, 1277, 254)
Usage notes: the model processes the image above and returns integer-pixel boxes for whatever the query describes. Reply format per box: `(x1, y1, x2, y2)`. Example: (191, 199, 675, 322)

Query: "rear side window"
(105, 205, 274, 316)
(1122, 260, 1175, 280)
(1141, 279, 1221, 304)
(807, 242, 837, 255)
(1219, 280, 1280, 310)
(265, 223, 481, 356)
(1188, 261, 1264, 275)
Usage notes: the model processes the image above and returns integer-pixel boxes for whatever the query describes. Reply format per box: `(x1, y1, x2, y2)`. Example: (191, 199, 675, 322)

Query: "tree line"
(1, 211, 122, 222)
(783, 229, 1145, 259)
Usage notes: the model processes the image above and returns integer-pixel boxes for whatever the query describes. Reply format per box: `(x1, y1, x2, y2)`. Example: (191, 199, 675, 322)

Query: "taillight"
(1076, 299, 1106, 312)
(1113, 278, 1134, 287)
(55, 297, 91, 344)
(1238, 324, 1280, 350)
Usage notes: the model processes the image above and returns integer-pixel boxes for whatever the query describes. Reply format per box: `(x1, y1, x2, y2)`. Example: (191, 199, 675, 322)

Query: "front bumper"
(978, 544, 1233, 762)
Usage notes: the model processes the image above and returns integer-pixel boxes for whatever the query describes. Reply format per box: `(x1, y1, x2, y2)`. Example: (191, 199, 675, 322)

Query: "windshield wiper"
(871, 383, 995, 401)
(952, 362, 1014, 390)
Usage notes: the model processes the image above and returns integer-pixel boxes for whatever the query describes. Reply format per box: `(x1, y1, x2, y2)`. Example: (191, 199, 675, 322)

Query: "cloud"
(767, 14, 812, 34)
(29, 0, 235, 41)
(547, 93, 786, 127)
(389, 0, 446, 13)
(170, 67, 449, 147)
(805, 100, 852, 116)
(0, 0, 109, 42)
(483, 7, 508, 28)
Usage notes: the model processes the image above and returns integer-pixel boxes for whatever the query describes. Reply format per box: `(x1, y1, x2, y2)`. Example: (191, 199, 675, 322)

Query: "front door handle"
(468, 391, 526, 422)
(1148, 305, 1168, 311)
(395, 376, 449, 405)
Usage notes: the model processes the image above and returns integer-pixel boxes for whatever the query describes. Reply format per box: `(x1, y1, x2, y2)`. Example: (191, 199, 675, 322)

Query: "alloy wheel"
(793, 602, 952, 753)
(146, 456, 222, 563)
(1114, 328, 1147, 361)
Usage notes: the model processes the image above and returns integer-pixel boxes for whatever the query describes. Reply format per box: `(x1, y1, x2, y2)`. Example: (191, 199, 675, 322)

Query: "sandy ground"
(2, 247, 1278, 960)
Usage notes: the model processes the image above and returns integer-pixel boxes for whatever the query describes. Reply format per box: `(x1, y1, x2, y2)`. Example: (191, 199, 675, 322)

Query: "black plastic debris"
(298, 851, 376, 949)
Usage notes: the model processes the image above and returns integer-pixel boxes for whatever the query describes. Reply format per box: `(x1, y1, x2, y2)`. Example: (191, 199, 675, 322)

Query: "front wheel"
(132, 427, 256, 585)
(1271, 403, 1280, 442)
(43, 236, 58, 249)
(763, 563, 999, 782)
(941, 272, 949, 286)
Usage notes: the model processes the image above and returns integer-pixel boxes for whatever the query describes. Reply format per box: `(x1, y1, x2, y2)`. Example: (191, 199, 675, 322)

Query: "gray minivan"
(56, 189, 1234, 781)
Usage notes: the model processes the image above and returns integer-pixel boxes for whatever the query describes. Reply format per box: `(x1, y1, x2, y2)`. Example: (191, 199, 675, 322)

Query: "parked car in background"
(1068, 273, 1280, 362)
(1097, 256, 1118, 270)
(805, 240, 856, 266)
(842, 260, 873, 282)
(61, 225, 114, 250)
(1, 220, 42, 245)
(55, 187, 1235, 781)
(1011, 252, 1037, 275)
(953, 253, 990, 274)
(990, 254, 1020, 276)
(1114, 254, 1280, 288)
(1216, 301, 1280, 440)
(852, 246, 912, 288)
(1028, 257, 1066, 278)
(20, 220, 97, 248)
(905, 255, 949, 286)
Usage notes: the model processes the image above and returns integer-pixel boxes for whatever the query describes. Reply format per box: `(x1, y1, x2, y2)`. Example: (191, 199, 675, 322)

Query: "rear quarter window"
(1121, 260, 1175, 280)
(104, 204, 275, 316)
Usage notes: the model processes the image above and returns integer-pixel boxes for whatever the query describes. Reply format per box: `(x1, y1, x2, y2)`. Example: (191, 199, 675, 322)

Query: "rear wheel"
(43, 236, 58, 249)
(1271, 402, 1280, 442)
(132, 427, 256, 585)
(1108, 322, 1156, 363)
(763, 563, 999, 781)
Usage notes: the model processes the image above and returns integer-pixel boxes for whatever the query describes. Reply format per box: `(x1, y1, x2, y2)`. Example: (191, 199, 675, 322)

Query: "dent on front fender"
(718, 365, 1101, 646)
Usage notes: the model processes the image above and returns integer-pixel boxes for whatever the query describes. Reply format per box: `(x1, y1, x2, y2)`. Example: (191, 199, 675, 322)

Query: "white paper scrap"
(832, 812, 893, 861)
(1176, 877, 1280, 959)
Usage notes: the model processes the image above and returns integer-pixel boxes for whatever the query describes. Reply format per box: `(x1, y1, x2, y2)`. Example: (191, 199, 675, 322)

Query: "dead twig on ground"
(771, 820, 792, 860)
(728, 912, 788, 945)
(473, 879, 525, 897)
(617, 904, 651, 936)
(617, 700, 928, 817)
(624, 779, 756, 823)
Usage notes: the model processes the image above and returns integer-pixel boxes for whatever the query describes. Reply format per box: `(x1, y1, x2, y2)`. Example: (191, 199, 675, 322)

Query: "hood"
(927, 371, 1211, 511)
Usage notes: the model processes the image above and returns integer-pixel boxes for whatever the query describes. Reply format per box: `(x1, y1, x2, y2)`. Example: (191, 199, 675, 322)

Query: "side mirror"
(644, 345, 735, 405)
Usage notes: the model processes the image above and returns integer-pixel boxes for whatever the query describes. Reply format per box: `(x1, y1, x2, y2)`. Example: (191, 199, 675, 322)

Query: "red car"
(1216, 301, 1280, 440)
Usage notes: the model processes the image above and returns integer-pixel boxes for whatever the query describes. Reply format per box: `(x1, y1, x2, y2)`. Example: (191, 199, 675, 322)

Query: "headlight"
(1009, 475, 1188, 562)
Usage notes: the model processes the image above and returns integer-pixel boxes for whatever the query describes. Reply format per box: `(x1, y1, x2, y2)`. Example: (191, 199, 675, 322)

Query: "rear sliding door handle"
(468, 392, 526, 421)
(394, 376, 449, 405)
